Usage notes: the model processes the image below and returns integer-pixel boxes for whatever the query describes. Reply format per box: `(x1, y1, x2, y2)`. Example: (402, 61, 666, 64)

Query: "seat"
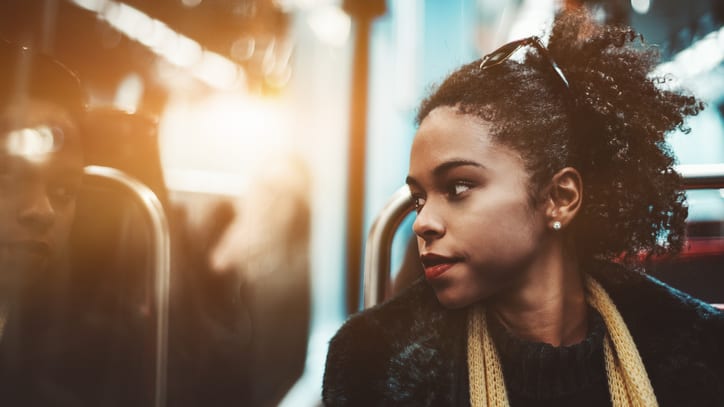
(68, 165, 170, 407)
(69, 108, 171, 406)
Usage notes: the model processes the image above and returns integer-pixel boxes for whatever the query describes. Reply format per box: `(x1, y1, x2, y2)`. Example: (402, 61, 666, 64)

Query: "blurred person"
(208, 152, 311, 406)
(0, 39, 87, 404)
(210, 153, 310, 285)
(0, 41, 84, 305)
(2, 42, 156, 407)
(324, 9, 723, 406)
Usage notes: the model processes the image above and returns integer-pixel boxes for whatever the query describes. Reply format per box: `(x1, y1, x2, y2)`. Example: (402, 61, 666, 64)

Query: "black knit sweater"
(487, 308, 611, 406)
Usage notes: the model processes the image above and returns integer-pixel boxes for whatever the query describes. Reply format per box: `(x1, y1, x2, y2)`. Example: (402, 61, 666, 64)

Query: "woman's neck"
(489, 246, 587, 347)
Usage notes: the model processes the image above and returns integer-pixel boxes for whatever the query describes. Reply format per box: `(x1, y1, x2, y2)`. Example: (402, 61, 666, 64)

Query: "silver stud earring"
(552, 221, 562, 231)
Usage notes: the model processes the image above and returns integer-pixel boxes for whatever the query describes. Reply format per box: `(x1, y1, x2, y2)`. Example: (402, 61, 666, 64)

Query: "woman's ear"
(545, 167, 582, 231)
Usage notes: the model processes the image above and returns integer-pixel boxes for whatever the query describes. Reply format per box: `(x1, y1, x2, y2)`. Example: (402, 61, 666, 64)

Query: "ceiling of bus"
(0, 0, 720, 112)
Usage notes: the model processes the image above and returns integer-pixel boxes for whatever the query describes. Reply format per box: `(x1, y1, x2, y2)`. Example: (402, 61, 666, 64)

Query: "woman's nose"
(17, 188, 55, 234)
(412, 204, 445, 242)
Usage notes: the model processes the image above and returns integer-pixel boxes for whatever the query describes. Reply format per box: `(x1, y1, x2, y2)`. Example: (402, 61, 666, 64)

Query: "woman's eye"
(50, 185, 77, 203)
(448, 181, 472, 197)
(412, 196, 426, 212)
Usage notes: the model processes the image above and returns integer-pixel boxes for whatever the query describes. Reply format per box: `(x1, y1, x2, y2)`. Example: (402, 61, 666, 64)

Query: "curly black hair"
(416, 9, 703, 262)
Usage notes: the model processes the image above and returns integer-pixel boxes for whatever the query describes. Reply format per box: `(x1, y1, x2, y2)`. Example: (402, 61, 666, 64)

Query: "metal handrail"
(83, 166, 171, 407)
(363, 186, 415, 308)
(362, 165, 724, 309)
(677, 164, 724, 189)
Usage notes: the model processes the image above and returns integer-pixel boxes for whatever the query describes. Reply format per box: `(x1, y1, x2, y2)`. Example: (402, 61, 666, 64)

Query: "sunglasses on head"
(479, 36, 570, 90)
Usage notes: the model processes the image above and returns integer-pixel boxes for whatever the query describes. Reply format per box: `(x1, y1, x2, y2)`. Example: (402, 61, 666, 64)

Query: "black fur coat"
(323, 262, 724, 406)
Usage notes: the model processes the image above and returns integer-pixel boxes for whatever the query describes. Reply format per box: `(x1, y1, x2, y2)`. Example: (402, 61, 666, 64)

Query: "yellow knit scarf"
(467, 274, 658, 407)
(0, 305, 6, 340)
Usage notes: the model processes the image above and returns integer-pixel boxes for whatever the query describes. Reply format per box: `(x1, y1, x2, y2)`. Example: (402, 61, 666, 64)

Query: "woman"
(0, 38, 90, 404)
(323, 10, 724, 406)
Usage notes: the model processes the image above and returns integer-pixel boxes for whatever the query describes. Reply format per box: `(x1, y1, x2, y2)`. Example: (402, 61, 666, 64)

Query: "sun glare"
(158, 93, 291, 195)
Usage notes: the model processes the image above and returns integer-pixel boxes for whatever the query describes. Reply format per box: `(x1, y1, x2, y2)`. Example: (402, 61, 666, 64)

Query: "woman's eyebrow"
(432, 159, 485, 177)
(405, 176, 420, 188)
(406, 160, 485, 186)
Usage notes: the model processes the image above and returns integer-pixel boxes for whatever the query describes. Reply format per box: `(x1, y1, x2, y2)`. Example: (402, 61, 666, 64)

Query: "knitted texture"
(0, 308, 5, 339)
(585, 275, 659, 407)
(466, 274, 658, 407)
(467, 305, 508, 406)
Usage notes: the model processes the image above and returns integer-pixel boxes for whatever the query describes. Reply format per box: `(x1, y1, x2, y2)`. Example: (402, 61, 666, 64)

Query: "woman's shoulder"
(591, 261, 724, 404)
(323, 277, 445, 374)
(322, 278, 467, 406)
(592, 263, 724, 356)
(590, 260, 724, 327)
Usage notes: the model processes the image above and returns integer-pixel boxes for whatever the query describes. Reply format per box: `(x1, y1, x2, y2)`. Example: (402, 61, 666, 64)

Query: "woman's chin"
(433, 288, 482, 309)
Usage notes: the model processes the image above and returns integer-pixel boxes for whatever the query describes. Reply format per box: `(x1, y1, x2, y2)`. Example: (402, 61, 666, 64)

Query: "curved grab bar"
(363, 166, 724, 309)
(83, 165, 171, 407)
(363, 186, 414, 309)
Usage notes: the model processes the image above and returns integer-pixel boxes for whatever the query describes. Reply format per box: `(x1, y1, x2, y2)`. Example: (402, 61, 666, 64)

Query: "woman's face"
(0, 100, 83, 294)
(407, 106, 548, 308)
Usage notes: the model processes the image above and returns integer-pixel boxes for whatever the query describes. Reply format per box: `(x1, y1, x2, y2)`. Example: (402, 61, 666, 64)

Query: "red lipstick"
(420, 253, 460, 280)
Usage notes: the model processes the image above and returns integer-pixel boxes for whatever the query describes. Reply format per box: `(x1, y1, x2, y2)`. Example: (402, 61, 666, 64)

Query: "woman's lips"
(7, 241, 51, 255)
(420, 253, 461, 280)
(1, 241, 52, 267)
(424, 262, 456, 279)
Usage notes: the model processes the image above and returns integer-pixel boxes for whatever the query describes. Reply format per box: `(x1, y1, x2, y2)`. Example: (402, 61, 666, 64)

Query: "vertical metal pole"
(343, 0, 386, 314)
